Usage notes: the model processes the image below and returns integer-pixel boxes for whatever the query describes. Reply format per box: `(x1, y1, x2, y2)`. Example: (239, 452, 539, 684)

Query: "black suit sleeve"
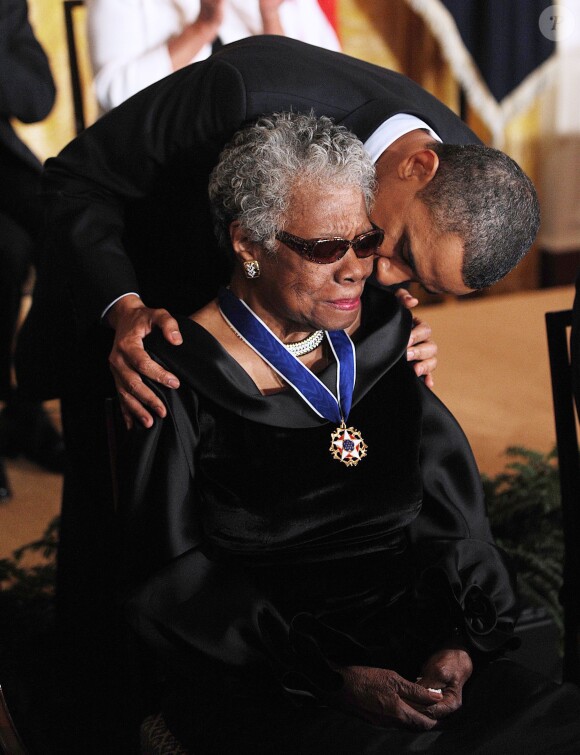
(0, 0, 55, 122)
(42, 57, 248, 328)
(40, 35, 480, 333)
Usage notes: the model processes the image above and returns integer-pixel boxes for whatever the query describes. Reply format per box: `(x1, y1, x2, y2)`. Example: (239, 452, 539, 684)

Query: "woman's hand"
(415, 647, 474, 719)
(394, 288, 438, 388)
(169, 0, 224, 71)
(198, 0, 225, 27)
(334, 665, 443, 730)
(106, 296, 182, 430)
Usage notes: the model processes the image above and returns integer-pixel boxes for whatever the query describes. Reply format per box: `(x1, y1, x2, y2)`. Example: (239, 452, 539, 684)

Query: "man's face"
(370, 158, 475, 296)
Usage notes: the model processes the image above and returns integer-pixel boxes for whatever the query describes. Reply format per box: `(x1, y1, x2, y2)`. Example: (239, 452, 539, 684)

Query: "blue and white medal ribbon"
(218, 287, 367, 467)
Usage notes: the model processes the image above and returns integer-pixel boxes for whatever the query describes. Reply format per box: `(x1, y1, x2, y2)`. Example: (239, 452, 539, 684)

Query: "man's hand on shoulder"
(106, 295, 183, 430)
(394, 288, 438, 389)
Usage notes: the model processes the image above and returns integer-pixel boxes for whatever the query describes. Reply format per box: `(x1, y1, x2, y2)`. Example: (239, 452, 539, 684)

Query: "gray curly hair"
(208, 112, 376, 256)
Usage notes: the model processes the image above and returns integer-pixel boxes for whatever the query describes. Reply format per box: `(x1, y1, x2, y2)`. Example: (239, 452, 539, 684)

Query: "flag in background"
(440, 0, 554, 102)
(318, 0, 338, 32)
(403, 0, 557, 143)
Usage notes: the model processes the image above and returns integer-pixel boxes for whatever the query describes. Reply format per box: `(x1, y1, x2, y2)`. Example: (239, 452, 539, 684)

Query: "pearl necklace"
(222, 313, 324, 357)
(284, 329, 325, 356)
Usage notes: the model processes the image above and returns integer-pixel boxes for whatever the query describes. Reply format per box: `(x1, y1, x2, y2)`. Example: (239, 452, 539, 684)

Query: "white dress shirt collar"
(363, 114, 442, 164)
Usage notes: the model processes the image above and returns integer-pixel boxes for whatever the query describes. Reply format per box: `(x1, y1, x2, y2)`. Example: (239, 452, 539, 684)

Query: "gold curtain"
(13, 0, 97, 162)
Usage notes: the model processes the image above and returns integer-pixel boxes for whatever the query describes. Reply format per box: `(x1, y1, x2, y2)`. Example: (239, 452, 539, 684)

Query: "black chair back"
(545, 308, 580, 684)
(0, 683, 28, 755)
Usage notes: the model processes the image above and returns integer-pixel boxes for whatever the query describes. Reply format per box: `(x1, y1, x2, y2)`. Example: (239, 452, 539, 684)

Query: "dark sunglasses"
(275, 223, 385, 264)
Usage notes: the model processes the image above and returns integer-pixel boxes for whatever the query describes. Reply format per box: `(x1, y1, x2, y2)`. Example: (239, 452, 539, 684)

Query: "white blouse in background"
(87, 0, 341, 112)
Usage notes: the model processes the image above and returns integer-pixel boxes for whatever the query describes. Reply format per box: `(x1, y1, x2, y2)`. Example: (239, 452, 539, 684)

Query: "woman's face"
(235, 182, 376, 337)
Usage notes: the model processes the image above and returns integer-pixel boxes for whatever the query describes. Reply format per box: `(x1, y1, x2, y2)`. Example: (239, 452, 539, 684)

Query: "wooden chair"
(0, 683, 27, 755)
(545, 308, 580, 684)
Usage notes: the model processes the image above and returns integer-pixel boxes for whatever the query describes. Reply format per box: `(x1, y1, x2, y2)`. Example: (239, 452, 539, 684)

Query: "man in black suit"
(0, 0, 63, 499)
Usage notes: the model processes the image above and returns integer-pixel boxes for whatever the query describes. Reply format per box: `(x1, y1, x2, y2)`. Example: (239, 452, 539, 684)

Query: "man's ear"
(230, 220, 259, 262)
(399, 148, 439, 188)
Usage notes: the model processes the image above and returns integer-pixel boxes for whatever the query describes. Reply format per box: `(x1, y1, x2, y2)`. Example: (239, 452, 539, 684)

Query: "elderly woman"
(121, 113, 580, 753)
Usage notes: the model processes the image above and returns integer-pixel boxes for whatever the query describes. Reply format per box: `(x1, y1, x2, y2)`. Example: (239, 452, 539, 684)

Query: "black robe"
(121, 289, 580, 754)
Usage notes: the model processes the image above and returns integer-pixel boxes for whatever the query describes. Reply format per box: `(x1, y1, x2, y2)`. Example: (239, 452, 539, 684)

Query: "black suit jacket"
(21, 36, 479, 397)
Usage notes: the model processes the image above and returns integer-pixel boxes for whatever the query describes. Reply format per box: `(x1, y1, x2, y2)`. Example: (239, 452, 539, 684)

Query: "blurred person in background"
(86, 0, 341, 112)
(0, 0, 64, 501)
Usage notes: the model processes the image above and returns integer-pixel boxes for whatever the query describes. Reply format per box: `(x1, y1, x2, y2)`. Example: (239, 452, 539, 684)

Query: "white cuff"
(101, 292, 141, 321)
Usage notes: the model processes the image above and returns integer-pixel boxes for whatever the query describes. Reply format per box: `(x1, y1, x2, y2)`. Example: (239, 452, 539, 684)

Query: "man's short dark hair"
(418, 143, 540, 289)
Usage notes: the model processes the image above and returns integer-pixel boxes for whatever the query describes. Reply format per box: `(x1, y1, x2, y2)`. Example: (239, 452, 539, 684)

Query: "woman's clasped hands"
(335, 647, 473, 730)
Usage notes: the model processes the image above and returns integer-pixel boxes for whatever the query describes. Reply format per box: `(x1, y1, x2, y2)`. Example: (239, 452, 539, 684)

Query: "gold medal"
(330, 421, 367, 467)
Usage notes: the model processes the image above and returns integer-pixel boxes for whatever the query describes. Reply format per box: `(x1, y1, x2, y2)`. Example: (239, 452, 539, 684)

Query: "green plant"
(0, 515, 58, 602)
(483, 447, 563, 635)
